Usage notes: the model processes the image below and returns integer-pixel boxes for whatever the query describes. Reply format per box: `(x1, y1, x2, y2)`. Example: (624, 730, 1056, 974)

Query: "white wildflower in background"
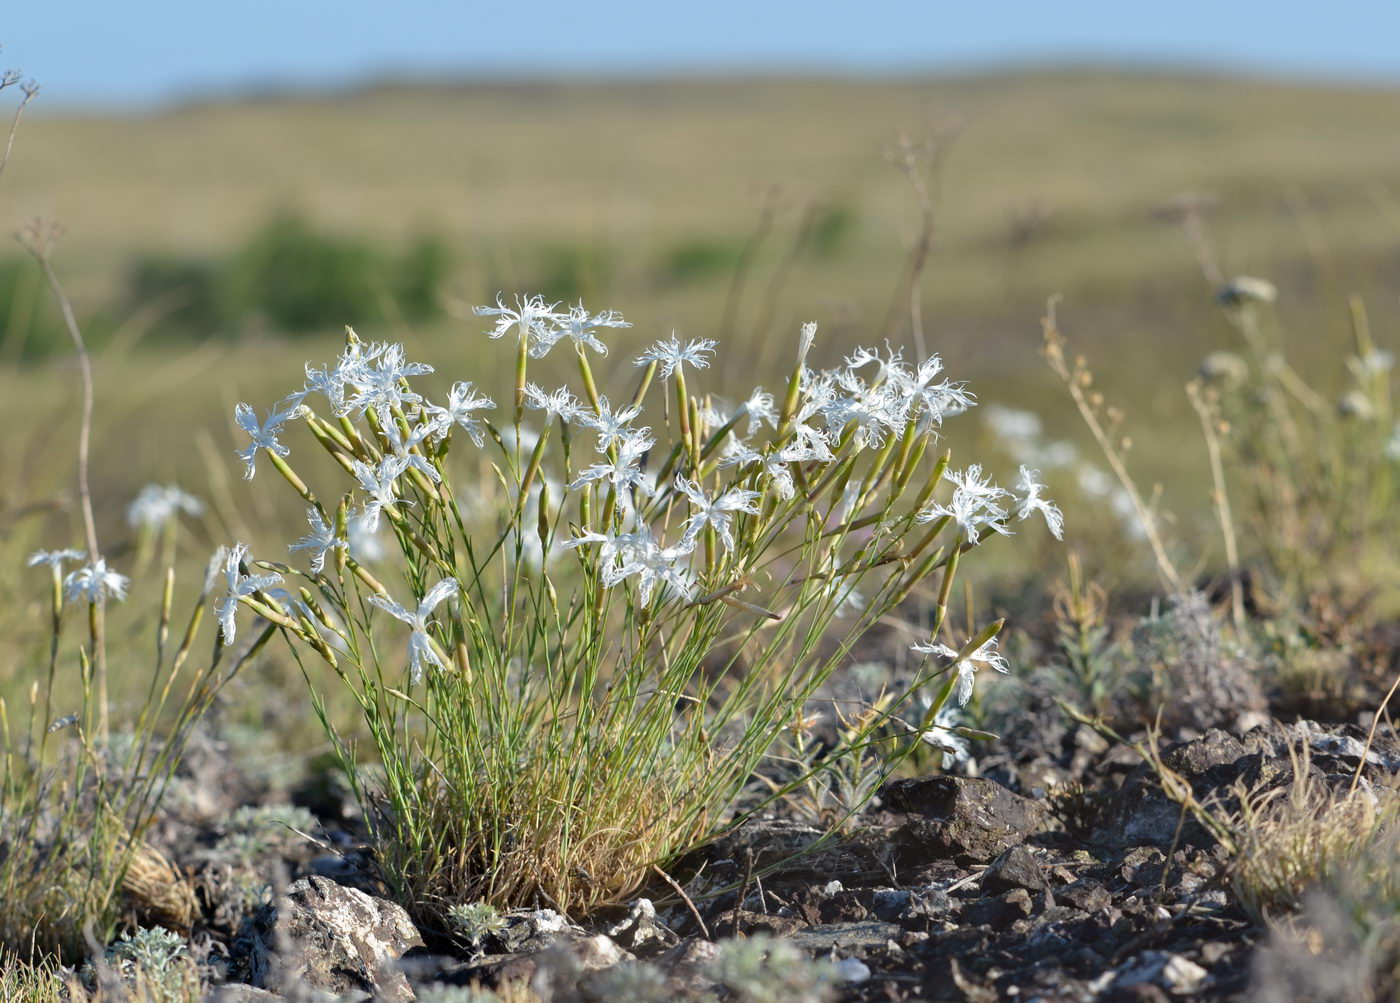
(983, 405, 1043, 445)
(634, 334, 716, 379)
(911, 635, 1011, 706)
(1216, 275, 1277, 306)
(917, 463, 1012, 544)
(523, 383, 583, 425)
(674, 476, 760, 552)
(289, 508, 345, 574)
(28, 548, 85, 569)
(126, 484, 203, 530)
(348, 513, 387, 563)
(542, 302, 630, 358)
(63, 558, 129, 604)
(424, 381, 495, 447)
(234, 397, 302, 479)
(353, 457, 409, 532)
(216, 543, 282, 644)
(1014, 466, 1065, 540)
(475, 294, 562, 355)
(369, 578, 460, 682)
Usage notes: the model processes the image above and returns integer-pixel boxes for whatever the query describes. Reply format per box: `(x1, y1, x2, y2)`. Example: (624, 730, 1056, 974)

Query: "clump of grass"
(228, 296, 1062, 923)
(1231, 742, 1399, 921)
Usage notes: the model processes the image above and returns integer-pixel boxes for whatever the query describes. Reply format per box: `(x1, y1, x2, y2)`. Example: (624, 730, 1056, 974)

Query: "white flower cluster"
(220, 296, 1063, 683)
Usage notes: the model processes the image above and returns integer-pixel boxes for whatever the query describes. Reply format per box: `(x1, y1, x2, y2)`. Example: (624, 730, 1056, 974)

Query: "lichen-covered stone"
(248, 875, 423, 1001)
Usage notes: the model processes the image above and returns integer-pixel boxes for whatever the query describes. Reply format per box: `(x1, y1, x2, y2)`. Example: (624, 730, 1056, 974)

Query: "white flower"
(1014, 466, 1065, 540)
(721, 444, 808, 500)
(911, 635, 1010, 706)
(28, 548, 86, 569)
(739, 388, 778, 436)
(523, 383, 583, 425)
(537, 302, 630, 358)
(289, 507, 346, 574)
(382, 419, 442, 483)
(1216, 275, 1277, 306)
(475, 294, 562, 354)
(917, 464, 1012, 544)
(919, 703, 970, 762)
(343, 342, 433, 420)
(424, 381, 495, 447)
(579, 396, 643, 452)
(353, 456, 409, 533)
(575, 527, 695, 604)
(348, 513, 387, 563)
(215, 543, 283, 644)
(889, 355, 975, 432)
(822, 381, 905, 450)
(983, 405, 1042, 444)
(570, 432, 655, 497)
(369, 578, 459, 682)
(234, 397, 301, 479)
(634, 334, 716, 379)
(674, 476, 760, 552)
(126, 484, 203, 530)
(63, 558, 129, 605)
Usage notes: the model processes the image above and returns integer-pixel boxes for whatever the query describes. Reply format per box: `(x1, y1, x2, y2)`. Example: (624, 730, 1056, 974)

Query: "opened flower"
(369, 578, 460, 682)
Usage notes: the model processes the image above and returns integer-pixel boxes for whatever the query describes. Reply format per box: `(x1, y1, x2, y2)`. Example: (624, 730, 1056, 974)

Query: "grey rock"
(886, 776, 1048, 863)
(981, 845, 1047, 894)
(248, 875, 423, 1002)
(786, 921, 902, 953)
(606, 897, 676, 953)
(206, 987, 285, 1003)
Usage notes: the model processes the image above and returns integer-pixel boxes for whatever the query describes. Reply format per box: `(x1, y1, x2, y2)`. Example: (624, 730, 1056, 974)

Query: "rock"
(248, 875, 423, 1001)
(1111, 950, 1208, 993)
(206, 987, 285, 1002)
(1058, 879, 1111, 913)
(962, 889, 1033, 927)
(1161, 730, 1248, 776)
(605, 897, 675, 953)
(709, 910, 804, 939)
(490, 908, 579, 954)
(981, 845, 1047, 894)
(835, 957, 872, 983)
(886, 776, 1047, 863)
(787, 921, 902, 953)
(654, 937, 720, 996)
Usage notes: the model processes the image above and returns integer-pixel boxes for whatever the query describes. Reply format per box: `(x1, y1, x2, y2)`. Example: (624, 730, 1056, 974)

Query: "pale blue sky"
(7, 1, 1400, 109)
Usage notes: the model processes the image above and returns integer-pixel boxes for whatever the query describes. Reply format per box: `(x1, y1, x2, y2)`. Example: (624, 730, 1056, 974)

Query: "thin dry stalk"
(1042, 302, 1184, 593)
(1187, 381, 1245, 634)
(18, 222, 109, 737)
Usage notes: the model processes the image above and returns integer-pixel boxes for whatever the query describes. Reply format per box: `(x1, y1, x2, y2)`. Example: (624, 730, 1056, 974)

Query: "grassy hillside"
(1, 70, 1398, 594)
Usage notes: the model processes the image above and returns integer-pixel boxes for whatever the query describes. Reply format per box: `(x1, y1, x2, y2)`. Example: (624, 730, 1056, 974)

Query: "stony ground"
(112, 712, 1400, 1002)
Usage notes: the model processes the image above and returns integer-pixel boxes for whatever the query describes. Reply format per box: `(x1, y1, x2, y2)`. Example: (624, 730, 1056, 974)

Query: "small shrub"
(706, 934, 837, 1003)
(225, 212, 384, 333)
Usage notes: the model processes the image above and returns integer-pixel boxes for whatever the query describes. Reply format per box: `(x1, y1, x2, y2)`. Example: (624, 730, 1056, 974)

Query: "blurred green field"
(2, 69, 1399, 637)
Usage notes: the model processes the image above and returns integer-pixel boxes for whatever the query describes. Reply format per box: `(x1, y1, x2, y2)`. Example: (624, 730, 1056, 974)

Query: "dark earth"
(115, 712, 1400, 1001)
